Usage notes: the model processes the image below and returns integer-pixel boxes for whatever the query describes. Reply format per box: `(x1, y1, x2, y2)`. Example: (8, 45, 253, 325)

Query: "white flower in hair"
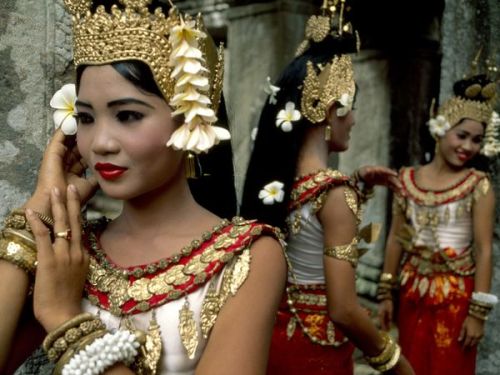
(50, 83, 77, 135)
(276, 102, 301, 132)
(336, 93, 354, 117)
(251, 127, 258, 141)
(264, 76, 280, 105)
(428, 115, 451, 138)
(259, 181, 285, 205)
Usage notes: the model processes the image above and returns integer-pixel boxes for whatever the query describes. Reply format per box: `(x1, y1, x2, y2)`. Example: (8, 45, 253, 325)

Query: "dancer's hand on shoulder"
(458, 315, 485, 348)
(27, 185, 89, 332)
(26, 130, 98, 215)
(355, 165, 402, 194)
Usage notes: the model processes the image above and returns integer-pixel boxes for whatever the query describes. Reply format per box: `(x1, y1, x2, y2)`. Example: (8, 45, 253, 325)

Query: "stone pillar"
(226, 0, 314, 201)
(0, 0, 70, 220)
(440, 0, 499, 371)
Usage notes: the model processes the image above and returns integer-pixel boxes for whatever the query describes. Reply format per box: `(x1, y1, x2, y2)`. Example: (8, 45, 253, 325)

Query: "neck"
(296, 126, 329, 176)
(115, 169, 204, 236)
(428, 148, 465, 175)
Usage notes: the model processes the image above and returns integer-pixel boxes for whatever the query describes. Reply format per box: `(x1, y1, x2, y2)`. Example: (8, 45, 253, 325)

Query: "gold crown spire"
(63, 0, 229, 154)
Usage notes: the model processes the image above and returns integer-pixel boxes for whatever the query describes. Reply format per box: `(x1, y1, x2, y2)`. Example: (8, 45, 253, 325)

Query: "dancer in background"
(241, 1, 413, 374)
(378, 70, 499, 374)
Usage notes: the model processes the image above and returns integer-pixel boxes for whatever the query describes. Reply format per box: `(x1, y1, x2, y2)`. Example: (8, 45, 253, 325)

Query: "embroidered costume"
(393, 166, 490, 375)
(267, 169, 363, 375)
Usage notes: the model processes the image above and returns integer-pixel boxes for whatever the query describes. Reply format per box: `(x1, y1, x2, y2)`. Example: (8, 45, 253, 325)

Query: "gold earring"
(185, 152, 198, 179)
(324, 125, 332, 141)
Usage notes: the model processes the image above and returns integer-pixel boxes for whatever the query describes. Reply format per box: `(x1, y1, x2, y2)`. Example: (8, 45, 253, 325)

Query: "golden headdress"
(428, 55, 499, 156)
(63, 0, 229, 154)
(297, 0, 359, 124)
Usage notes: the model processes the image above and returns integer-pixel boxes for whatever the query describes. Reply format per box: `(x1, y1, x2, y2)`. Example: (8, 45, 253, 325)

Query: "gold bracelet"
(365, 331, 395, 366)
(53, 329, 108, 375)
(468, 310, 489, 321)
(0, 235, 37, 274)
(4, 208, 54, 232)
(43, 313, 97, 353)
(374, 343, 401, 372)
(380, 272, 397, 283)
(324, 237, 359, 267)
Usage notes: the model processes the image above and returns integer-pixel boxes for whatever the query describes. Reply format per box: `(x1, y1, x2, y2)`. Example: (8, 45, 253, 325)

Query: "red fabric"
(267, 292, 355, 375)
(398, 276, 476, 375)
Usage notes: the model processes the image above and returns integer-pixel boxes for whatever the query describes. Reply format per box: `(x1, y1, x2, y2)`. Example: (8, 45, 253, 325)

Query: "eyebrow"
(75, 98, 155, 109)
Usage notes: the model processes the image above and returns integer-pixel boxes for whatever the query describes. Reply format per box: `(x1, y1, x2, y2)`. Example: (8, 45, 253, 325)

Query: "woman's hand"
(25, 130, 98, 215)
(356, 166, 402, 194)
(378, 299, 394, 331)
(26, 185, 89, 332)
(458, 315, 485, 348)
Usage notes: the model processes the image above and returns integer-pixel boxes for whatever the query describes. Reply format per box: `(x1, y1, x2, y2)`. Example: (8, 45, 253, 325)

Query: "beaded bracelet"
(61, 330, 142, 375)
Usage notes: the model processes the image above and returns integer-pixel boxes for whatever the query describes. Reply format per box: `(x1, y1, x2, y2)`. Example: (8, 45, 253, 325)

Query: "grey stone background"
(0, 0, 498, 372)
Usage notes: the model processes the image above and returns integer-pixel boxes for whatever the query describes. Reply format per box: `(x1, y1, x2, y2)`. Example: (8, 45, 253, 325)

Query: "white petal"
(263, 196, 275, 205)
(186, 126, 201, 150)
(53, 110, 71, 128)
(275, 190, 285, 203)
(212, 126, 231, 141)
(167, 124, 191, 150)
(251, 127, 258, 141)
(60, 115, 77, 135)
(336, 107, 349, 117)
(281, 121, 293, 132)
(50, 84, 76, 110)
(291, 110, 301, 121)
(285, 101, 295, 113)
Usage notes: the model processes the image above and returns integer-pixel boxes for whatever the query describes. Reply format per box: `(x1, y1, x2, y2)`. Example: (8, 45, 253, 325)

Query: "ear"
(325, 101, 339, 121)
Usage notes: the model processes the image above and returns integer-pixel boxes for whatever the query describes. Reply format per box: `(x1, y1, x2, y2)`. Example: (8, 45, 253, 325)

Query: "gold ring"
(54, 229, 72, 241)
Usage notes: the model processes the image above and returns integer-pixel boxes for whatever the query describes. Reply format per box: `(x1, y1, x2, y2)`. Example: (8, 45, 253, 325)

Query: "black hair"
(76, 60, 237, 219)
(240, 32, 357, 230)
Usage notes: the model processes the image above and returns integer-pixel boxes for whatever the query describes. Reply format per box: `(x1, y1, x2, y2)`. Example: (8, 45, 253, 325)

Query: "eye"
(74, 112, 94, 125)
(456, 133, 467, 140)
(472, 136, 483, 144)
(116, 111, 144, 123)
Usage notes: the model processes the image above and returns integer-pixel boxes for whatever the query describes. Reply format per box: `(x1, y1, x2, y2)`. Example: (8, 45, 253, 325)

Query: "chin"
(331, 142, 349, 152)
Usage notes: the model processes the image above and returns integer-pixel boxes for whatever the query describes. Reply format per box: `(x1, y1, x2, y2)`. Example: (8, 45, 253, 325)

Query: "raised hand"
(26, 185, 89, 332)
(25, 130, 98, 216)
(356, 165, 402, 194)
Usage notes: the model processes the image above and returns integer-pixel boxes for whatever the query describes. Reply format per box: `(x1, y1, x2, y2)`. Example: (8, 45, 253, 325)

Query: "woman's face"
(325, 103, 355, 152)
(437, 119, 484, 167)
(76, 65, 183, 201)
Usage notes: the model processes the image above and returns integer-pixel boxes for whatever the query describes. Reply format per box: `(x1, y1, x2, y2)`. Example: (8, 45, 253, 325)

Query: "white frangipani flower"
(258, 181, 285, 205)
(50, 83, 77, 135)
(276, 102, 301, 132)
(167, 16, 230, 153)
(428, 115, 451, 138)
(167, 123, 230, 154)
(336, 93, 353, 117)
(264, 76, 280, 105)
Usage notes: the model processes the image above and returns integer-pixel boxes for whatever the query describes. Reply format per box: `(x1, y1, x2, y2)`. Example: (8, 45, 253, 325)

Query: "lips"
(94, 162, 127, 180)
(456, 152, 470, 162)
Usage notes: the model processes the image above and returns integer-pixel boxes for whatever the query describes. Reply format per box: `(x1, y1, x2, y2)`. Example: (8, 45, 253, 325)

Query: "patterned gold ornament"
(179, 299, 198, 359)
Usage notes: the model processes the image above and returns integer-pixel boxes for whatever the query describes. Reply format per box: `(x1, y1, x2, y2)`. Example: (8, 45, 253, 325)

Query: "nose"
(91, 121, 120, 156)
(461, 139, 473, 152)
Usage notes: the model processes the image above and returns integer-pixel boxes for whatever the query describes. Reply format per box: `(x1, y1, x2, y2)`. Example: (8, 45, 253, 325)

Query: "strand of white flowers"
(62, 330, 140, 375)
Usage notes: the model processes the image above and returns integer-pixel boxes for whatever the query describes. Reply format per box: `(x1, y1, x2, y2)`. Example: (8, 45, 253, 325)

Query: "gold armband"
(5, 208, 54, 232)
(0, 229, 37, 274)
(324, 237, 359, 267)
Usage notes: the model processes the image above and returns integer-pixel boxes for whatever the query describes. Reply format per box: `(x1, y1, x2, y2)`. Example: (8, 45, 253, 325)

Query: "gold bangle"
(2, 228, 36, 248)
(365, 331, 395, 366)
(0, 236, 37, 274)
(43, 313, 97, 353)
(374, 344, 401, 372)
(380, 272, 396, 283)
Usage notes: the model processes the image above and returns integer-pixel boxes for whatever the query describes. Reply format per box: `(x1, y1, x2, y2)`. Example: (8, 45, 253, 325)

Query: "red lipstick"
(95, 163, 127, 180)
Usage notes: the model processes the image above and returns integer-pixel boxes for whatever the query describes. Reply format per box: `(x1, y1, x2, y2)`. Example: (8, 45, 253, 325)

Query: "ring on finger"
(54, 229, 72, 241)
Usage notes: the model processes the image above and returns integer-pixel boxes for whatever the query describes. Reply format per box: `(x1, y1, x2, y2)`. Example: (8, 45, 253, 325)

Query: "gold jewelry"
(43, 313, 96, 353)
(301, 56, 355, 124)
(64, 0, 227, 154)
(5, 208, 54, 231)
(0, 235, 37, 274)
(365, 331, 401, 372)
(380, 272, 396, 283)
(324, 237, 359, 267)
(324, 125, 332, 141)
(54, 229, 72, 241)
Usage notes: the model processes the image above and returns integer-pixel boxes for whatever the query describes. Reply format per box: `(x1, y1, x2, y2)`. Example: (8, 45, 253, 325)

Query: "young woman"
(378, 73, 498, 375)
(0, 1, 285, 374)
(240, 6, 413, 375)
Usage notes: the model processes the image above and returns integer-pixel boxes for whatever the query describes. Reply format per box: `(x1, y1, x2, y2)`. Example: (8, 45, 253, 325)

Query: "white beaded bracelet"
(472, 292, 499, 306)
(62, 330, 141, 375)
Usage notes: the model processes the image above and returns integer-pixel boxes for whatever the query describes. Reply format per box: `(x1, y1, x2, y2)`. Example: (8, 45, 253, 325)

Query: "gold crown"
(301, 55, 355, 123)
(63, 0, 228, 153)
(438, 96, 493, 128)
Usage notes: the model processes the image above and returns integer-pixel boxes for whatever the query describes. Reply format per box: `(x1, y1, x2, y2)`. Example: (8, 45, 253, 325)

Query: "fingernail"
(25, 208, 34, 217)
(53, 187, 60, 196)
(68, 184, 77, 193)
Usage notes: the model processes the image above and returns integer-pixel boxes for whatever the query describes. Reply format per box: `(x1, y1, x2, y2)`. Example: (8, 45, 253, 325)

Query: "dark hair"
(76, 61, 237, 219)
(240, 33, 357, 230)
